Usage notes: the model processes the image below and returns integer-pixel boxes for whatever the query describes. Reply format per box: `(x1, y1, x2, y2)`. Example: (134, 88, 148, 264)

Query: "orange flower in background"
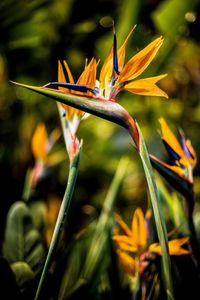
(113, 208, 190, 276)
(31, 123, 61, 163)
(150, 118, 197, 199)
(158, 117, 197, 181)
(31, 122, 64, 187)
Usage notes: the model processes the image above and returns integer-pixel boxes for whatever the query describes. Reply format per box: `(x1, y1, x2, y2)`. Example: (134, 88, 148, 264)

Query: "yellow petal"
(186, 139, 197, 167)
(63, 60, 75, 84)
(149, 237, 190, 255)
(117, 250, 136, 275)
(168, 165, 185, 177)
(77, 58, 97, 93)
(99, 45, 113, 90)
(124, 75, 168, 98)
(159, 118, 185, 159)
(49, 128, 61, 145)
(131, 208, 147, 249)
(117, 26, 136, 72)
(168, 237, 190, 255)
(99, 27, 135, 90)
(113, 235, 137, 252)
(118, 37, 163, 83)
(45, 149, 67, 165)
(31, 123, 48, 161)
(58, 61, 78, 120)
(115, 213, 133, 237)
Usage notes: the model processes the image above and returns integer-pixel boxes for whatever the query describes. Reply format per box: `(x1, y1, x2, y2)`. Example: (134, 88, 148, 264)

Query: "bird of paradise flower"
(113, 208, 190, 297)
(150, 118, 197, 203)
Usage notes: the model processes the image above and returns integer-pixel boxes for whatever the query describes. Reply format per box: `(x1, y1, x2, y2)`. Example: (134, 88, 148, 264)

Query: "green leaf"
(34, 146, 82, 300)
(137, 123, 174, 300)
(2, 201, 46, 276)
(58, 157, 128, 299)
(11, 262, 35, 293)
(11, 81, 140, 148)
(81, 157, 129, 281)
(152, 0, 198, 37)
(0, 257, 21, 299)
(150, 155, 194, 199)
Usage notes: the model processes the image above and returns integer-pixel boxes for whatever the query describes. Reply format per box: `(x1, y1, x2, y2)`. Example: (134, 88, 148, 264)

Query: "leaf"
(150, 155, 193, 199)
(82, 157, 129, 281)
(29, 200, 46, 232)
(2, 201, 46, 276)
(11, 81, 140, 147)
(58, 157, 128, 299)
(0, 257, 21, 299)
(137, 123, 174, 300)
(152, 0, 198, 37)
(11, 261, 35, 293)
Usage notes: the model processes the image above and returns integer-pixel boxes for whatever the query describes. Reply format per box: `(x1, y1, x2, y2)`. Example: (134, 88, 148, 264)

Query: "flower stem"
(34, 147, 81, 300)
(129, 121, 174, 300)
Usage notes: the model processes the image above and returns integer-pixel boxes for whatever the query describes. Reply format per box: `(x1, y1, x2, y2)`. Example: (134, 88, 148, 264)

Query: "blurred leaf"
(11, 261, 35, 292)
(58, 157, 128, 299)
(156, 175, 188, 233)
(2, 201, 46, 277)
(152, 0, 198, 37)
(151, 0, 199, 74)
(82, 157, 129, 281)
(29, 200, 46, 232)
(150, 155, 194, 199)
(0, 257, 21, 299)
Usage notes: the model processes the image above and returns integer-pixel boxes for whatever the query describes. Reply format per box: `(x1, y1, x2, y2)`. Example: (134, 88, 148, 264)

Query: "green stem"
(82, 157, 128, 280)
(129, 123, 174, 300)
(22, 168, 33, 202)
(34, 147, 81, 300)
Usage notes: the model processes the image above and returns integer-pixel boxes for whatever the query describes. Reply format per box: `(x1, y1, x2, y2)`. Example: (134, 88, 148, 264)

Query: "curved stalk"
(128, 120, 174, 300)
(34, 146, 81, 300)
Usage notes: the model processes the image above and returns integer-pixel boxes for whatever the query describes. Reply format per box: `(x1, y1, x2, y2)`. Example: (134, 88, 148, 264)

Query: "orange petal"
(117, 26, 136, 72)
(99, 45, 113, 90)
(113, 235, 137, 251)
(118, 37, 163, 83)
(117, 250, 136, 275)
(99, 27, 135, 90)
(131, 208, 147, 249)
(186, 139, 197, 167)
(149, 237, 190, 255)
(115, 213, 133, 237)
(77, 58, 97, 93)
(63, 60, 75, 84)
(58, 61, 78, 120)
(49, 128, 61, 145)
(31, 123, 48, 161)
(124, 75, 168, 98)
(159, 118, 185, 160)
(168, 237, 190, 255)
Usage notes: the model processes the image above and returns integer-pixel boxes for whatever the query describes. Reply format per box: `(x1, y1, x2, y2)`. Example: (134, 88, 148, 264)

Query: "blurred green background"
(1, 0, 200, 246)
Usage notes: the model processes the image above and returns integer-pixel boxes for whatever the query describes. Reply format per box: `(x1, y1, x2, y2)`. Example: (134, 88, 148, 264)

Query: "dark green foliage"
(2, 201, 46, 297)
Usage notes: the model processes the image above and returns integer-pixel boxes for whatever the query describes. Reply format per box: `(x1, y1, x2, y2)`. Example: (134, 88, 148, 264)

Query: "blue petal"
(150, 156, 194, 199)
(162, 139, 181, 163)
(113, 28, 119, 75)
(181, 134, 194, 159)
(44, 82, 96, 95)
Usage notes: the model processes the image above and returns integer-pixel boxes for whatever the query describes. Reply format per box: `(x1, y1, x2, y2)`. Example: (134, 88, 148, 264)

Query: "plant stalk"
(34, 147, 81, 300)
(129, 121, 174, 300)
